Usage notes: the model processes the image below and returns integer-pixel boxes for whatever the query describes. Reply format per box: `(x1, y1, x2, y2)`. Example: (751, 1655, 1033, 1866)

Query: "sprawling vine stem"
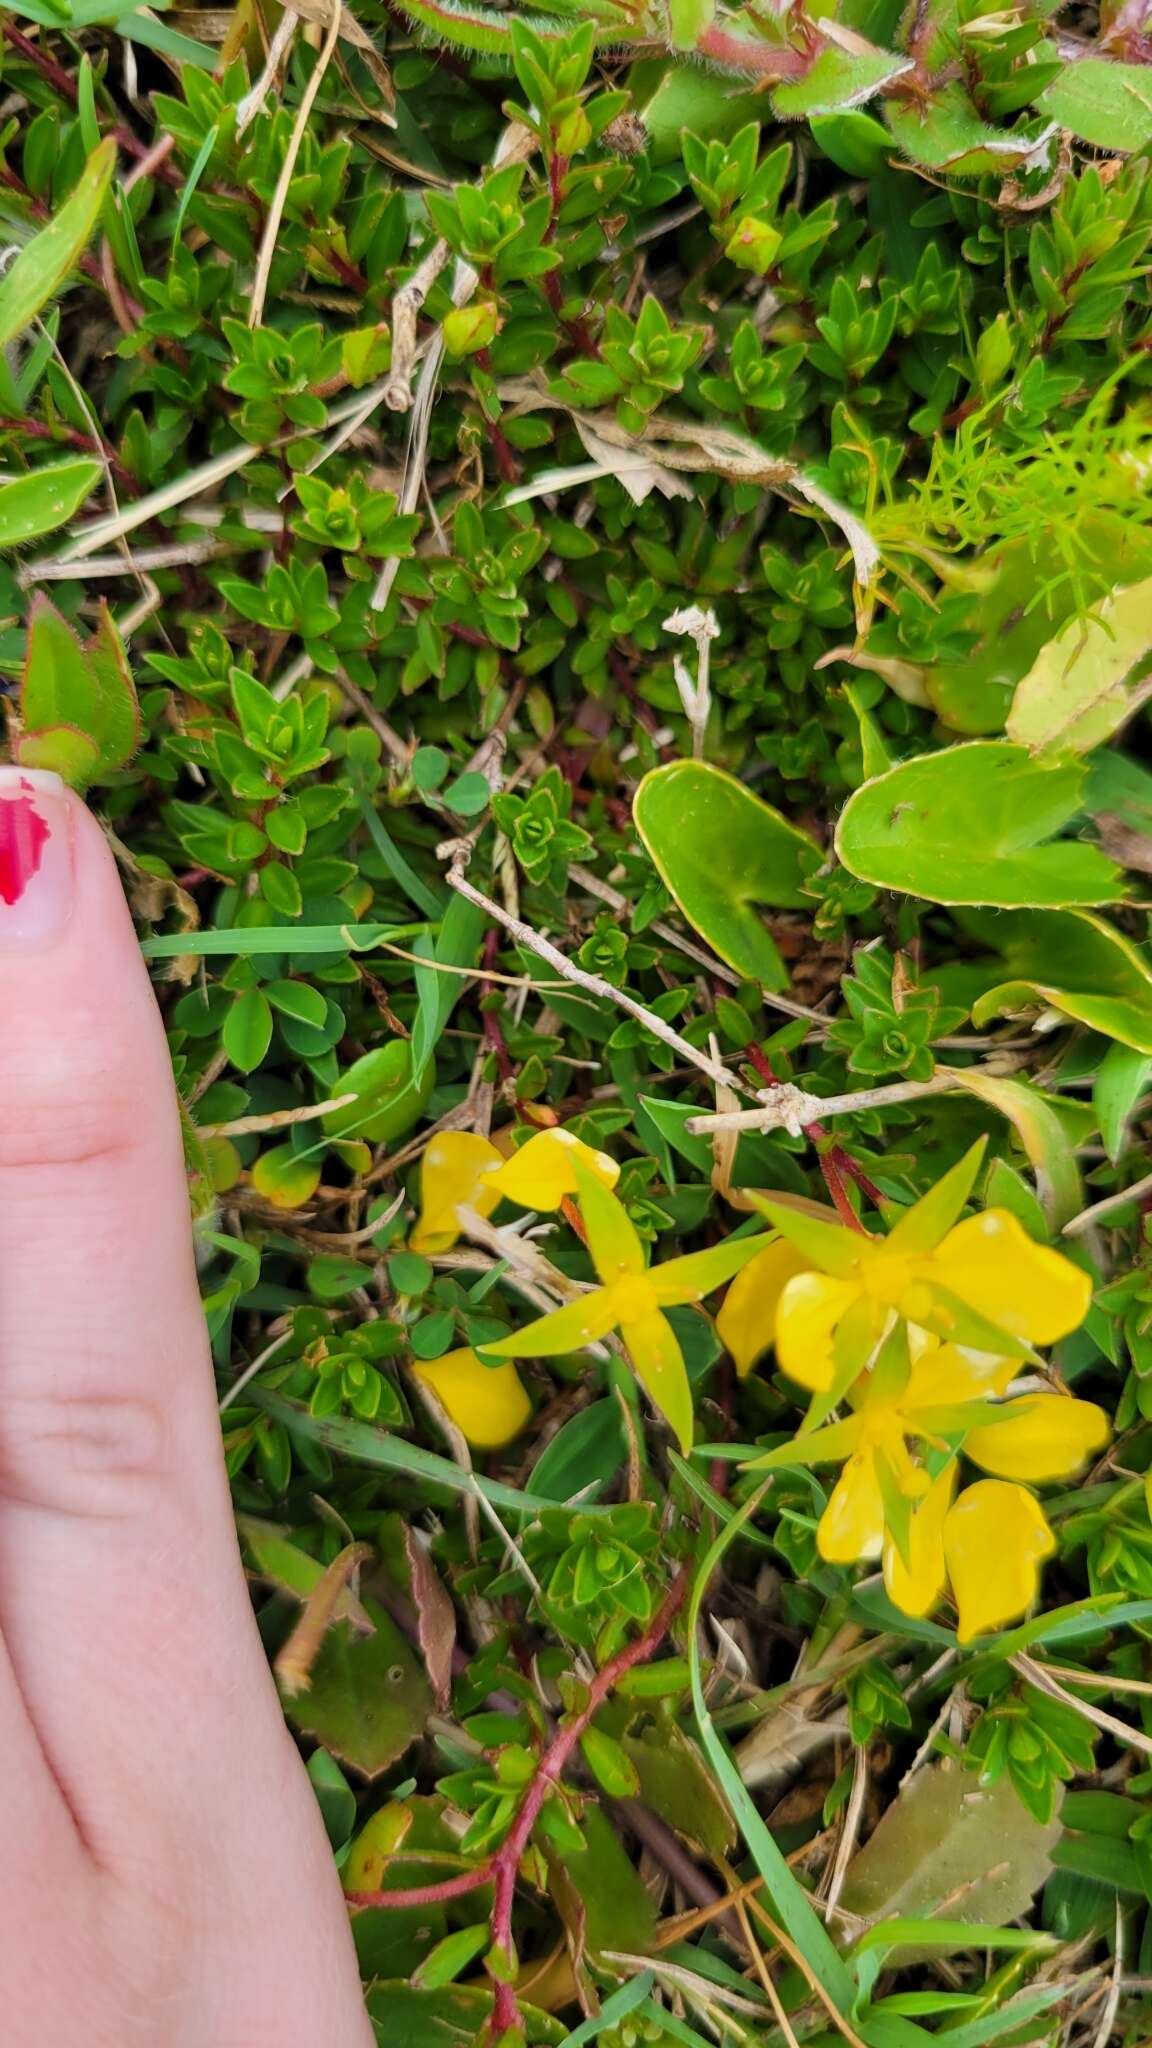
(347, 1563, 691, 2038)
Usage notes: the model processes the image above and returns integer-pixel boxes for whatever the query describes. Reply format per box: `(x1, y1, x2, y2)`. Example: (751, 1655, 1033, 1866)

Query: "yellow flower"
(753, 1141, 1091, 1393)
(751, 1322, 1107, 1637)
(483, 1126, 620, 1208)
(410, 1346, 531, 1449)
(944, 1480, 1055, 1641)
(484, 1164, 770, 1452)
(716, 1238, 810, 1378)
(411, 1126, 619, 1254)
(411, 1133, 502, 1253)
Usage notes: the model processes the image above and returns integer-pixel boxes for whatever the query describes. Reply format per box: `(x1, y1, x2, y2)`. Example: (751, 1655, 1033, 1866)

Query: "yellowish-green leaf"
(0, 138, 115, 349)
(1007, 576, 1152, 758)
(952, 1070, 1081, 1231)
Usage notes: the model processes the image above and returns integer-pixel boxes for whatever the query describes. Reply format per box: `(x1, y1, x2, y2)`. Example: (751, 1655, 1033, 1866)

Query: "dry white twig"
(442, 845, 756, 1099)
(687, 1070, 968, 1136)
(1063, 1167, 1152, 1237)
(249, 0, 342, 329)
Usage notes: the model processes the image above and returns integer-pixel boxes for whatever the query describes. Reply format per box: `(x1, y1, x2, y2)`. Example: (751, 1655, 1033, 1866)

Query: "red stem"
(349, 1565, 691, 2038)
(743, 1042, 879, 1233)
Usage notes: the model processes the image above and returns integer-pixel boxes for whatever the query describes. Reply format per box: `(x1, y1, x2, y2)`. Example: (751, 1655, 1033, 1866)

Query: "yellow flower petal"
(715, 1240, 810, 1378)
(883, 1463, 955, 1618)
(484, 1127, 619, 1211)
(483, 1289, 619, 1359)
(411, 1132, 502, 1254)
(573, 1158, 646, 1283)
(776, 1272, 861, 1391)
(943, 1479, 1055, 1641)
(412, 1347, 531, 1449)
(818, 1448, 884, 1563)
(620, 1309, 694, 1453)
(927, 1210, 1091, 1347)
(964, 1395, 1109, 1482)
(904, 1342, 1017, 1411)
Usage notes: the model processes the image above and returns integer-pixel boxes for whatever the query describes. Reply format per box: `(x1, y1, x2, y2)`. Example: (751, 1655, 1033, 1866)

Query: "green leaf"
(951, 1072, 1081, 1229)
(630, 60, 763, 163)
(365, 1981, 564, 2048)
(0, 138, 115, 348)
(410, 1924, 491, 1990)
(580, 1724, 641, 1797)
(971, 908, 1152, 1053)
(623, 1724, 737, 1862)
(18, 595, 140, 789)
(528, 1398, 627, 1500)
(1007, 575, 1152, 758)
(285, 1596, 431, 1778)
(885, 87, 1057, 176)
(140, 922, 428, 959)
(1038, 56, 1152, 152)
(223, 987, 274, 1072)
(323, 1040, 434, 1144)
(774, 43, 911, 119)
(811, 108, 894, 174)
(253, 1391, 614, 1517)
(668, 0, 713, 51)
(1094, 1041, 1152, 1164)
(835, 742, 1124, 909)
(634, 761, 819, 986)
(0, 458, 101, 548)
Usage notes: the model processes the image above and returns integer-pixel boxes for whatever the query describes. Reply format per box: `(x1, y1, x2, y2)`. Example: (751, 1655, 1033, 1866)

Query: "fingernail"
(0, 768, 74, 951)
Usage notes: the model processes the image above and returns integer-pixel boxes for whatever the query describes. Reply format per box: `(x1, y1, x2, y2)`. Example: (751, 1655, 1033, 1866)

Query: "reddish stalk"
(743, 1042, 882, 1233)
(349, 1564, 691, 2037)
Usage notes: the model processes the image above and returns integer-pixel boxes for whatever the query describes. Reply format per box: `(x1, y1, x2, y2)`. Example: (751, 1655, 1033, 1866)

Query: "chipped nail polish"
(0, 768, 74, 951)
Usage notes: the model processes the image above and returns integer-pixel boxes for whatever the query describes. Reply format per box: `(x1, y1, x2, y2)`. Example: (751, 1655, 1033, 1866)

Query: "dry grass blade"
(274, 1540, 375, 1695)
(249, 0, 343, 328)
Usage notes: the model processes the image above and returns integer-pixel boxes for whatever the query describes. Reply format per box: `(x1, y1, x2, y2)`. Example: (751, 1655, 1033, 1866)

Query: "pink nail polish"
(0, 768, 73, 950)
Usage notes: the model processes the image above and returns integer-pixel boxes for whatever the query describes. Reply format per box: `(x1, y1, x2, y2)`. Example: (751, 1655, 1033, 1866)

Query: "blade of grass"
(141, 922, 430, 958)
(686, 1480, 857, 2010)
(253, 1392, 613, 1516)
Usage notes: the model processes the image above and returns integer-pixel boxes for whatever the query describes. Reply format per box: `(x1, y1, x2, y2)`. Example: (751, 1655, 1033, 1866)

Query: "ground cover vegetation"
(3, 0, 1152, 2037)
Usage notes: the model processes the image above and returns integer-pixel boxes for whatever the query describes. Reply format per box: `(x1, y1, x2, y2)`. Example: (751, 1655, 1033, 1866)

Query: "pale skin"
(0, 779, 375, 2047)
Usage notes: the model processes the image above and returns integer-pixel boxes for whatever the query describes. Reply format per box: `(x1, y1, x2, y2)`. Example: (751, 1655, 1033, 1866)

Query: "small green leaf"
(0, 458, 102, 548)
(223, 987, 274, 1072)
(411, 1924, 491, 1991)
(971, 908, 1152, 1053)
(0, 138, 115, 348)
(285, 1597, 431, 1778)
(1094, 1042, 1152, 1165)
(835, 741, 1124, 909)
(580, 1724, 641, 1798)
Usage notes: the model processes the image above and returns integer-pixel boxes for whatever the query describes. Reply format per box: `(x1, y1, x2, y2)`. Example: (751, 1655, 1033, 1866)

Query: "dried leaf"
(403, 1527, 456, 1709)
(839, 1763, 1062, 1948)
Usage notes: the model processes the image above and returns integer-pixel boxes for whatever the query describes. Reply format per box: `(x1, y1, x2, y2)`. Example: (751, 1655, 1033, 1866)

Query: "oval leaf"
(634, 760, 819, 986)
(835, 741, 1124, 908)
(0, 458, 102, 549)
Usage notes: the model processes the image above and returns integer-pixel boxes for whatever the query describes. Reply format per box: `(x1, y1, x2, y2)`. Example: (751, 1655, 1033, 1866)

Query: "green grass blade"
(687, 1481, 856, 2007)
(141, 922, 430, 958)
